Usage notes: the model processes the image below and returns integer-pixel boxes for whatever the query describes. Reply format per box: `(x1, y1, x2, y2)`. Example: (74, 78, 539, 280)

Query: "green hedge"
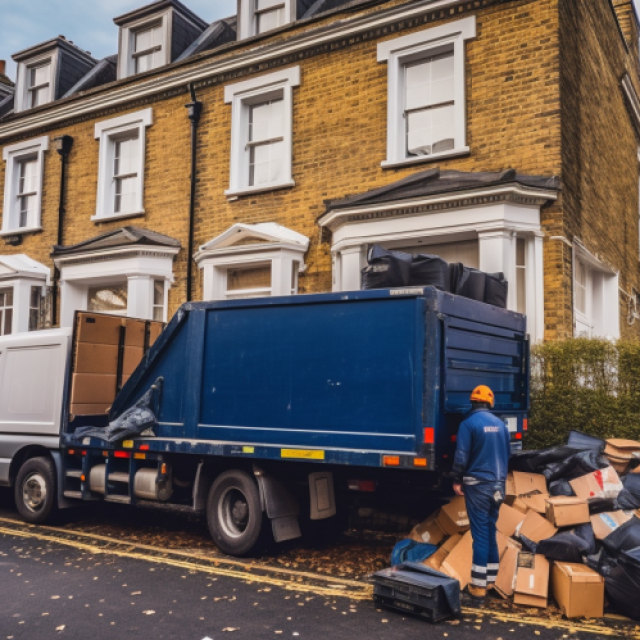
(526, 339, 640, 450)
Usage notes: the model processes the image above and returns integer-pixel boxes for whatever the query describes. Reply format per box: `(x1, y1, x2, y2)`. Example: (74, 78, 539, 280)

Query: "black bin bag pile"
(361, 244, 508, 308)
(511, 430, 640, 620)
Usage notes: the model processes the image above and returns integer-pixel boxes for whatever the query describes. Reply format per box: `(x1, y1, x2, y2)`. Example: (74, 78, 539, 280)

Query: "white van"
(0, 328, 72, 520)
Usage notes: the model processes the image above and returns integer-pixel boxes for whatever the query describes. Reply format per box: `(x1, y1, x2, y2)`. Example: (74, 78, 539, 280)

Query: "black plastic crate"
(372, 563, 460, 623)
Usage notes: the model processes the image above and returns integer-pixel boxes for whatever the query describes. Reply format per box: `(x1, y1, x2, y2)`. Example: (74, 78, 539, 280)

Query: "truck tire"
(207, 470, 264, 556)
(15, 457, 57, 524)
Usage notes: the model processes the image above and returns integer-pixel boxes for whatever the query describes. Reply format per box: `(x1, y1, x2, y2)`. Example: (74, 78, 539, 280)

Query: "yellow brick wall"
(0, 0, 636, 340)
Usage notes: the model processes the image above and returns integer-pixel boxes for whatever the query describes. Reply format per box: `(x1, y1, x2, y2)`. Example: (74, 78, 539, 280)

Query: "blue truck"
(0, 287, 528, 556)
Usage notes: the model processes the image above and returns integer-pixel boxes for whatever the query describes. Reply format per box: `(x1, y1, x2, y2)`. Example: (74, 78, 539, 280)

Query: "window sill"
(91, 210, 146, 223)
(0, 226, 43, 237)
(381, 147, 470, 169)
(225, 180, 295, 199)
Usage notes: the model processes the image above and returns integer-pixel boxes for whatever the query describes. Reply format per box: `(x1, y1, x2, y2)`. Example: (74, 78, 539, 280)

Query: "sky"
(1, 0, 640, 81)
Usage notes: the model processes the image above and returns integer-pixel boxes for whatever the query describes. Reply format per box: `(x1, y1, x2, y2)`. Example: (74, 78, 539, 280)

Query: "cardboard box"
(494, 545, 519, 598)
(123, 346, 144, 376)
(497, 530, 522, 560)
(124, 319, 146, 348)
(409, 513, 446, 546)
(70, 373, 117, 405)
(149, 322, 163, 347)
(513, 471, 548, 497)
(545, 497, 590, 528)
(514, 554, 550, 608)
(423, 533, 463, 571)
(605, 439, 640, 475)
(519, 510, 558, 543)
(76, 313, 123, 345)
(436, 496, 469, 536)
(590, 511, 634, 540)
(570, 467, 623, 501)
(552, 562, 605, 619)
(506, 472, 516, 498)
(441, 531, 473, 590)
(520, 493, 549, 515)
(69, 403, 111, 416)
(74, 342, 119, 375)
(497, 503, 528, 538)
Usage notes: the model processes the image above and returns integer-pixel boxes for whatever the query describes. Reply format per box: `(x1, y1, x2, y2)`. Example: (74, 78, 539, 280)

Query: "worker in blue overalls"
(452, 385, 510, 606)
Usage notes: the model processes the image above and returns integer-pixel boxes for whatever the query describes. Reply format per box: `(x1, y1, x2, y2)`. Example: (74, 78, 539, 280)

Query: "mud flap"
(254, 467, 301, 543)
(309, 471, 336, 520)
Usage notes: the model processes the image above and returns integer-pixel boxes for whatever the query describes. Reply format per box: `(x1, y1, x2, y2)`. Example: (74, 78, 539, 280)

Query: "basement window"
(94, 108, 153, 221)
(378, 16, 476, 168)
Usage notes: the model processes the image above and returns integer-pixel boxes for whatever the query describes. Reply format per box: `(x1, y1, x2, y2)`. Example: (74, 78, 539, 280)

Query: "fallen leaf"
(131, 591, 141, 596)
(143, 610, 155, 616)
(56, 625, 65, 632)
(222, 628, 239, 632)
(51, 596, 60, 600)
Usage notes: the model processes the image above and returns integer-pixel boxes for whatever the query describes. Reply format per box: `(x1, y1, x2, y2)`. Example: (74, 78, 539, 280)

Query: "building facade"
(0, 0, 639, 342)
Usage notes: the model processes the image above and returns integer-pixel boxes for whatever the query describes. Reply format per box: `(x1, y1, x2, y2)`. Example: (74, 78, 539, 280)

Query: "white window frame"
(237, 0, 295, 40)
(14, 51, 59, 113)
(377, 16, 476, 169)
(117, 11, 172, 79)
(224, 67, 300, 197)
(573, 242, 620, 339)
(93, 108, 153, 222)
(1, 135, 49, 235)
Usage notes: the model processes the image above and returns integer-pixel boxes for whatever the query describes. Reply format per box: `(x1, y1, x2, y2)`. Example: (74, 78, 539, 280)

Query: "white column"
(127, 275, 153, 320)
(528, 234, 545, 343)
(478, 230, 517, 311)
(59, 280, 88, 328)
(271, 256, 293, 296)
(331, 251, 341, 292)
(339, 246, 364, 292)
(201, 263, 228, 301)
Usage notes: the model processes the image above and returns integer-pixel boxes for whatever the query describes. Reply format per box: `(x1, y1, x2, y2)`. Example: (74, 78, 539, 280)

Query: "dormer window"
(12, 38, 96, 113)
(133, 22, 164, 73)
(115, 1, 207, 80)
(27, 61, 51, 109)
(238, 0, 294, 39)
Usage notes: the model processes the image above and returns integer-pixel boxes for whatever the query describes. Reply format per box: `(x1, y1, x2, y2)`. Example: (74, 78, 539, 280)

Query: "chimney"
(0, 60, 5, 76)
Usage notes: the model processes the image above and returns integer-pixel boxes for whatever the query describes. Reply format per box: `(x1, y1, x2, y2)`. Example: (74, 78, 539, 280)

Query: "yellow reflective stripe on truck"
(281, 449, 325, 460)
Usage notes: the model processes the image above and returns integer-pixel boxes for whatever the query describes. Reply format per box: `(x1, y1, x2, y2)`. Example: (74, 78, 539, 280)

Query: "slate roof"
(51, 227, 181, 257)
(323, 168, 562, 211)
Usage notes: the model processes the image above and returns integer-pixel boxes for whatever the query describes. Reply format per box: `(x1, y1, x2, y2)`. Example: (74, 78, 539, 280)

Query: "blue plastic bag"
(391, 539, 438, 567)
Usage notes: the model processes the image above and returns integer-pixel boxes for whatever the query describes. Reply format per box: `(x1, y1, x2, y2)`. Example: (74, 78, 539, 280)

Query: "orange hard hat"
(470, 385, 495, 407)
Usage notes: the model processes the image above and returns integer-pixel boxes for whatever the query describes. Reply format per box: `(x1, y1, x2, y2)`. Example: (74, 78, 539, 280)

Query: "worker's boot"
(467, 585, 486, 607)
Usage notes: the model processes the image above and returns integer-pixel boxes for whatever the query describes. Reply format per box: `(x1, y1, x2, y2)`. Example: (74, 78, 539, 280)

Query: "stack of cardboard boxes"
(70, 312, 164, 416)
(407, 461, 640, 618)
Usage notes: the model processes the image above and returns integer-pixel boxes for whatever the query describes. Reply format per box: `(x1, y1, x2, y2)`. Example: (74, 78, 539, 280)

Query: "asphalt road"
(0, 492, 637, 640)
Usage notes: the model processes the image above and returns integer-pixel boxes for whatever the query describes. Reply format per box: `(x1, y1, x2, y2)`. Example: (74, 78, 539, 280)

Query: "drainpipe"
(52, 135, 74, 326)
(185, 83, 203, 303)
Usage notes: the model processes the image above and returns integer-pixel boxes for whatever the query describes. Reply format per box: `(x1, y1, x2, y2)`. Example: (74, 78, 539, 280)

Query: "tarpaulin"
(391, 539, 438, 567)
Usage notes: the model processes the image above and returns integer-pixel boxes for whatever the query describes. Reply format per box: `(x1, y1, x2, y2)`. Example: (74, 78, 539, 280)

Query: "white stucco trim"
(2, 135, 50, 234)
(93, 108, 153, 221)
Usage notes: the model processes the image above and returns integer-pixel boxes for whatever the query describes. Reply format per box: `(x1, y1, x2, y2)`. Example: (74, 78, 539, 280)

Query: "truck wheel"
(207, 470, 264, 556)
(15, 457, 57, 524)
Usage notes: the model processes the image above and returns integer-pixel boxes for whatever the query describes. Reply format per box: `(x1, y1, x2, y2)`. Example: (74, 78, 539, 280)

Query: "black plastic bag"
(361, 245, 412, 290)
(543, 449, 609, 482)
(484, 272, 508, 308)
(536, 531, 593, 563)
(510, 446, 585, 474)
(549, 479, 575, 497)
(409, 254, 448, 289)
(602, 517, 640, 556)
(588, 497, 617, 514)
(573, 523, 597, 556)
(586, 548, 618, 578)
(519, 535, 538, 554)
(604, 548, 640, 621)
(567, 431, 605, 452)
(73, 378, 162, 444)
(456, 267, 486, 302)
(617, 474, 640, 511)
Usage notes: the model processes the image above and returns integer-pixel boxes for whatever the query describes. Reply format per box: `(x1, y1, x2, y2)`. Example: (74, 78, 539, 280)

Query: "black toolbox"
(372, 563, 460, 623)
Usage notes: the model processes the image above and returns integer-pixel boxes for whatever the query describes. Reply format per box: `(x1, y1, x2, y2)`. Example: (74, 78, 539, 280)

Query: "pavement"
(0, 490, 638, 640)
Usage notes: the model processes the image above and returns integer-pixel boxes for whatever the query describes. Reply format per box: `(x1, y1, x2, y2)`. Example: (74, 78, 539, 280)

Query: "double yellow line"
(0, 516, 638, 636)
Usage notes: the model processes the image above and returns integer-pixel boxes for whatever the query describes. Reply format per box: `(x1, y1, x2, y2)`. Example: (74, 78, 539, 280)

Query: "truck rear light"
(114, 451, 131, 459)
(424, 428, 435, 444)
(383, 456, 400, 467)
(348, 479, 376, 492)
(81, 451, 87, 456)
(523, 419, 528, 431)
(134, 453, 146, 460)
(139, 444, 150, 451)
(413, 458, 427, 468)
(451, 435, 457, 443)
(67, 449, 75, 455)
(515, 433, 523, 441)
(102, 451, 109, 457)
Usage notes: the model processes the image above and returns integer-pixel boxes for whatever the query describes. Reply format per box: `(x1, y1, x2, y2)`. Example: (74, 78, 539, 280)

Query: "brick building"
(0, 0, 639, 342)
